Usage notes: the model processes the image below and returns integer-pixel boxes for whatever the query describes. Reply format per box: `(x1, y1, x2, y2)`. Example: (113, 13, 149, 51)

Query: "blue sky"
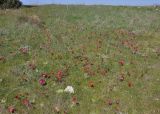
(21, 0, 160, 6)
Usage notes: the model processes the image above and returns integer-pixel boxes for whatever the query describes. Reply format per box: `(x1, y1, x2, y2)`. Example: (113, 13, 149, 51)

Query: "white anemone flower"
(64, 86, 74, 94)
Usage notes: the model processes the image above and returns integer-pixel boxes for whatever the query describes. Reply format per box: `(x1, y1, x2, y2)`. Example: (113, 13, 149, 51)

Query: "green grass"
(0, 5, 160, 114)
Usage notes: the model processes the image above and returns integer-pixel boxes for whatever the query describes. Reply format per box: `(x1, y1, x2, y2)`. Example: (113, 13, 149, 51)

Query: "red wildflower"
(56, 70, 63, 81)
(22, 99, 30, 107)
(108, 99, 113, 105)
(8, 106, 15, 113)
(72, 96, 78, 104)
(15, 95, 20, 100)
(88, 81, 94, 88)
(39, 79, 46, 86)
(128, 81, 133, 87)
(119, 59, 125, 66)
(19, 47, 29, 54)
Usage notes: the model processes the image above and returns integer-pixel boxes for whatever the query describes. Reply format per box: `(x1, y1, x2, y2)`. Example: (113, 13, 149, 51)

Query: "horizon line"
(23, 3, 160, 7)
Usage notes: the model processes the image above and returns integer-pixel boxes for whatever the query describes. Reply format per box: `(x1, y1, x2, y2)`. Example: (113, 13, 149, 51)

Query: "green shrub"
(0, 0, 22, 9)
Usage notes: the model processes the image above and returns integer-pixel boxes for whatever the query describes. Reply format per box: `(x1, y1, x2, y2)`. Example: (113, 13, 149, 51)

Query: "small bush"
(0, 0, 22, 9)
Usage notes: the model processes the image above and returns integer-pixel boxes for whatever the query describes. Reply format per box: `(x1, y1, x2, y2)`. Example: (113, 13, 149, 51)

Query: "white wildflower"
(64, 86, 74, 94)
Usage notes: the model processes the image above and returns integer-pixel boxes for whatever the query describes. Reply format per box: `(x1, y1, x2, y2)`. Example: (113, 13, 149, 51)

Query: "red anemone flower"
(39, 79, 46, 86)
(119, 59, 125, 66)
(8, 106, 15, 113)
(22, 99, 30, 107)
(56, 70, 63, 81)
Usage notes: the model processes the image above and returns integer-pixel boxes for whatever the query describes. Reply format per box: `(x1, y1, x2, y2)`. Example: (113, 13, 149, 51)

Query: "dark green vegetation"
(0, 0, 22, 9)
(0, 5, 160, 114)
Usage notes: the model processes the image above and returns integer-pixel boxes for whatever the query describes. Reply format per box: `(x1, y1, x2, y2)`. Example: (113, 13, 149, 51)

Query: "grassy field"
(0, 5, 160, 114)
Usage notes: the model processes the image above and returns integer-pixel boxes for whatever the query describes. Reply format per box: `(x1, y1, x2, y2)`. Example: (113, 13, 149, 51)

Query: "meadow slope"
(0, 5, 160, 114)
